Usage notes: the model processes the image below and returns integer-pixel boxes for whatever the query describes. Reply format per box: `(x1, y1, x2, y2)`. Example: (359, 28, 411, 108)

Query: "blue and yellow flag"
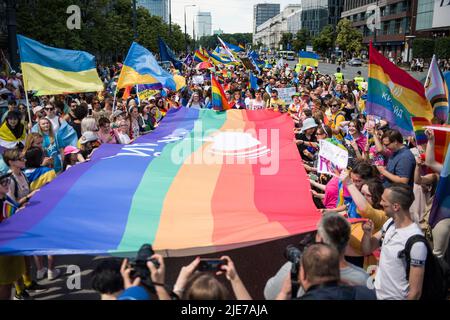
(17, 35, 104, 94)
(117, 42, 176, 90)
(299, 51, 319, 68)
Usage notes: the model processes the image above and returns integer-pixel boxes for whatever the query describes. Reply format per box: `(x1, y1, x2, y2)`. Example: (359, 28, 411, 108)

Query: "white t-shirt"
(250, 99, 265, 110)
(374, 218, 427, 300)
(117, 132, 131, 145)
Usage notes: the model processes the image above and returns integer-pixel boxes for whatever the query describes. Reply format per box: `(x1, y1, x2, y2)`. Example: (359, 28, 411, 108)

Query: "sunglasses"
(0, 178, 10, 187)
(14, 157, 26, 162)
(45, 107, 55, 111)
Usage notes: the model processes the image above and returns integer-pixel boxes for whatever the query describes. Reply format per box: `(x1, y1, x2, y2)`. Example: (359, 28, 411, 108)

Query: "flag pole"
(23, 83, 32, 133)
(112, 87, 118, 113)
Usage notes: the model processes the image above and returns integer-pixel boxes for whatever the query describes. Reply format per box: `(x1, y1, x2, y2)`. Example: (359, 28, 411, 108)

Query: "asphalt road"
(286, 61, 427, 82)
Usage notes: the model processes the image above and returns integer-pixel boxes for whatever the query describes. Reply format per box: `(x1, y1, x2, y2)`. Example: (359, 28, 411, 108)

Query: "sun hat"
(301, 118, 318, 133)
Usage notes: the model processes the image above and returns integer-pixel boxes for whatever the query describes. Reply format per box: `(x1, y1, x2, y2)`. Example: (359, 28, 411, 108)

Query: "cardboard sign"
(317, 139, 349, 175)
(192, 75, 204, 85)
(275, 87, 297, 105)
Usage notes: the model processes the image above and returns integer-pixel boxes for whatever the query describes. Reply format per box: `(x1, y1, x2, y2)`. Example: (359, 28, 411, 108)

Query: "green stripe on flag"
(116, 110, 227, 253)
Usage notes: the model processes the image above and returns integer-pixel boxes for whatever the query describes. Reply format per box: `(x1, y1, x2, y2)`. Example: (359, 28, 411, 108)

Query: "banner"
(317, 139, 349, 174)
(0, 109, 320, 256)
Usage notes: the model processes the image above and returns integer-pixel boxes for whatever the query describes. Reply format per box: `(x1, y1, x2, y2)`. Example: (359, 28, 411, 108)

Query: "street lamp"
(184, 4, 196, 55)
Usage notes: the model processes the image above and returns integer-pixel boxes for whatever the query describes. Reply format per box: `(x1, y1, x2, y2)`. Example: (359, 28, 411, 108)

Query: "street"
(287, 61, 428, 83)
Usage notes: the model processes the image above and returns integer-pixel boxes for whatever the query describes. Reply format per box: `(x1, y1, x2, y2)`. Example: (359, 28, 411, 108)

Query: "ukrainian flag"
(117, 42, 176, 90)
(17, 35, 104, 94)
(299, 51, 319, 68)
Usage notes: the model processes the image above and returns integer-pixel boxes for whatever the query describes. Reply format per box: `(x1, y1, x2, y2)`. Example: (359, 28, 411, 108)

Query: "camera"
(197, 259, 227, 272)
(284, 244, 303, 299)
(129, 244, 160, 292)
(284, 245, 302, 265)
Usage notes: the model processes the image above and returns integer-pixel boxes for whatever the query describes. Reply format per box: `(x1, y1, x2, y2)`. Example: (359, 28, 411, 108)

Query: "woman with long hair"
(37, 118, 64, 173)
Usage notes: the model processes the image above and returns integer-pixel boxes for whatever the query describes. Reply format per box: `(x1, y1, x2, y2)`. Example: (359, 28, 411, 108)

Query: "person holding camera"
(172, 256, 252, 300)
(264, 213, 370, 300)
(276, 243, 375, 300)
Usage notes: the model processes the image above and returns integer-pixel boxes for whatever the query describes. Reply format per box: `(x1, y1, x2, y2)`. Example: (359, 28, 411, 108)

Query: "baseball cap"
(80, 131, 98, 145)
(33, 106, 44, 114)
(64, 146, 80, 156)
(112, 110, 125, 118)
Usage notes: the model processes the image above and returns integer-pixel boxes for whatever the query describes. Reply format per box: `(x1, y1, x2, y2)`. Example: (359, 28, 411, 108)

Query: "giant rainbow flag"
(367, 42, 433, 136)
(0, 109, 319, 256)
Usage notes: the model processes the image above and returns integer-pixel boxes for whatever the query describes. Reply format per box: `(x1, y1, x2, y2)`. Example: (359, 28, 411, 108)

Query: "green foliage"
(412, 38, 435, 59)
(197, 33, 252, 50)
(312, 25, 335, 55)
(16, 0, 189, 62)
(293, 29, 311, 52)
(279, 33, 293, 50)
(435, 37, 450, 60)
(335, 19, 363, 57)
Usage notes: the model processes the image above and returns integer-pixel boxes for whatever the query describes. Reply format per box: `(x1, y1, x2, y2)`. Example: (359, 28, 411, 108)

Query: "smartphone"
(197, 259, 226, 272)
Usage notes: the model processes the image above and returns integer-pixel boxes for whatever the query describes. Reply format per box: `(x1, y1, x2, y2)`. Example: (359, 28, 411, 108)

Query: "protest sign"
(192, 75, 204, 85)
(275, 87, 296, 105)
(316, 139, 348, 174)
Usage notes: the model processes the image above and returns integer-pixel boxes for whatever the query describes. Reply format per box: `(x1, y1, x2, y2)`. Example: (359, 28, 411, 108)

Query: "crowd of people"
(0, 49, 449, 301)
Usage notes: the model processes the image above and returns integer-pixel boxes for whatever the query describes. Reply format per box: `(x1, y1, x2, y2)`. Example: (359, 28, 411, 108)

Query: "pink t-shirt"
(323, 176, 350, 209)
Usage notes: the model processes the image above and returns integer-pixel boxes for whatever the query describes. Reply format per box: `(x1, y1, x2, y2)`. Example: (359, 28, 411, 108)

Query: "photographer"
(276, 243, 375, 300)
(91, 259, 124, 300)
(264, 214, 369, 300)
(173, 256, 252, 300)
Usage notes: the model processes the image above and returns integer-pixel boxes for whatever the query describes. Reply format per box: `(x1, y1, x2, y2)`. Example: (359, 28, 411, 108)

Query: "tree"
(335, 18, 363, 58)
(197, 33, 252, 50)
(312, 25, 335, 56)
(279, 33, 293, 50)
(435, 37, 450, 60)
(16, 0, 189, 62)
(412, 38, 435, 60)
(293, 29, 311, 52)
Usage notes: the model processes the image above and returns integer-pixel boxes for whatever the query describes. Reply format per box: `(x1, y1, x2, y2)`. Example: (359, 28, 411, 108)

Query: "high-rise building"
(253, 3, 280, 34)
(341, 0, 424, 62)
(196, 11, 212, 40)
(137, 0, 169, 23)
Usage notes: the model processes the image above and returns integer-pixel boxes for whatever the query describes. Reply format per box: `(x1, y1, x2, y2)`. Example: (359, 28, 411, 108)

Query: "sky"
(170, 0, 298, 36)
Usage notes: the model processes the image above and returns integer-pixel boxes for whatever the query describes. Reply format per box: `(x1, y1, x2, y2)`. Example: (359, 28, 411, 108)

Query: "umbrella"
(196, 61, 214, 70)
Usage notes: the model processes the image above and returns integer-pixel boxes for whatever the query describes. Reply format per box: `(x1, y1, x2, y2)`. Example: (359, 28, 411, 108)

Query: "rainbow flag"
(194, 50, 209, 63)
(426, 125, 450, 163)
(17, 35, 103, 94)
(299, 51, 319, 67)
(367, 42, 433, 136)
(0, 109, 319, 256)
(411, 117, 432, 146)
(425, 55, 449, 123)
(211, 75, 231, 111)
(117, 42, 176, 90)
(429, 144, 450, 228)
(0, 196, 19, 224)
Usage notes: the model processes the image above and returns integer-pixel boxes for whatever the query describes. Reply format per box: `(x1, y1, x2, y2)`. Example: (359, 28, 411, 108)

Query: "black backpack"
(398, 234, 450, 300)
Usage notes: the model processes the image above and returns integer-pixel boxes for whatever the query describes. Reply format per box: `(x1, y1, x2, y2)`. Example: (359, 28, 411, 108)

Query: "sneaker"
(25, 281, 47, 293)
(47, 268, 61, 280)
(13, 290, 33, 300)
(36, 267, 47, 280)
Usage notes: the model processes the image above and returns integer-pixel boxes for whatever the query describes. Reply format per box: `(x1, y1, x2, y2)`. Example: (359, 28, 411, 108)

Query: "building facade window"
(416, 0, 434, 30)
